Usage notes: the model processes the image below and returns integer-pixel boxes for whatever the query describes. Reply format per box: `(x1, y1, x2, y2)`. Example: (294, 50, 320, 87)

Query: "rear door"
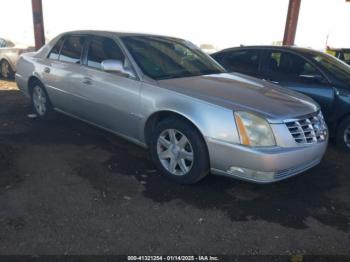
(213, 49, 263, 78)
(261, 49, 335, 119)
(42, 34, 88, 116)
(77, 35, 142, 139)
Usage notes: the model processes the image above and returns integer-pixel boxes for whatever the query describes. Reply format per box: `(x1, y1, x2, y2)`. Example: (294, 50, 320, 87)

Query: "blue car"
(326, 48, 350, 66)
(212, 46, 350, 152)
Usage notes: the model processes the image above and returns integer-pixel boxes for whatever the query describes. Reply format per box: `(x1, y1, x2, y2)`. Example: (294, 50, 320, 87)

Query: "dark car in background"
(211, 46, 350, 151)
(326, 48, 350, 65)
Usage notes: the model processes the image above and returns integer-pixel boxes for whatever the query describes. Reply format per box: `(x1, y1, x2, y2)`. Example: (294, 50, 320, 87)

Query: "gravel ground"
(0, 79, 349, 255)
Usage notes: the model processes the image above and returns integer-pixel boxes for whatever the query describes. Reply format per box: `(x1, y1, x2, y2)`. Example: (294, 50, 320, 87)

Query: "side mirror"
(101, 59, 135, 78)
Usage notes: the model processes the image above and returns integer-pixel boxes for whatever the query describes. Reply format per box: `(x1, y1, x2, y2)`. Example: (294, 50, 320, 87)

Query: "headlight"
(234, 111, 276, 147)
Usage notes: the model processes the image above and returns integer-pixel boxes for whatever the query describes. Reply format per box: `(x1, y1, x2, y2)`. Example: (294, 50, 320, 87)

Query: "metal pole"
(31, 0, 45, 50)
(283, 0, 301, 46)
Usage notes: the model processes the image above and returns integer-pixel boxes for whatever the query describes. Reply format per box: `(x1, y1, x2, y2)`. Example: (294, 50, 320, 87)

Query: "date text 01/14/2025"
(127, 255, 219, 261)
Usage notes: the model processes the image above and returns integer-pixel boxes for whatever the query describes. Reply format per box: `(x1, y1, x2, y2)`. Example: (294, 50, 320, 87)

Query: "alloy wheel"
(32, 86, 47, 116)
(157, 129, 194, 176)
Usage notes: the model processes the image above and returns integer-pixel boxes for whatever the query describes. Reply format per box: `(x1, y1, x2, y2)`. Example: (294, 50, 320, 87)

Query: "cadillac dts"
(15, 31, 328, 184)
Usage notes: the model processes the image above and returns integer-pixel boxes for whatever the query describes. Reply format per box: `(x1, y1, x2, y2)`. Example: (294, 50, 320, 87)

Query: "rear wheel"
(150, 118, 209, 184)
(30, 82, 52, 119)
(336, 117, 350, 153)
(0, 60, 14, 79)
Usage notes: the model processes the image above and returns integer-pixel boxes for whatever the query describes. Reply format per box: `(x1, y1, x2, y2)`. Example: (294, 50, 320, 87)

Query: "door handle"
(270, 80, 279, 85)
(44, 67, 50, 74)
(82, 77, 92, 85)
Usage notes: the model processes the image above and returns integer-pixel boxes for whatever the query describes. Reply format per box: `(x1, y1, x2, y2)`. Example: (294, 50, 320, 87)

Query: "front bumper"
(207, 138, 328, 183)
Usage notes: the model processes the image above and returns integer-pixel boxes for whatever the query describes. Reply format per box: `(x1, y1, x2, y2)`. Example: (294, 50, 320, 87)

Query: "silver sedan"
(0, 38, 34, 79)
(15, 31, 328, 184)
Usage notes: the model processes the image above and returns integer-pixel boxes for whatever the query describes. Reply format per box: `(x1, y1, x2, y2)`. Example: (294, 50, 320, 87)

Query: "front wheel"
(150, 118, 209, 184)
(336, 117, 350, 153)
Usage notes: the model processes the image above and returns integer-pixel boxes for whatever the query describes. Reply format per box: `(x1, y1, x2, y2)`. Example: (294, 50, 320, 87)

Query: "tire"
(150, 117, 210, 184)
(30, 81, 53, 119)
(0, 60, 14, 79)
(336, 116, 350, 153)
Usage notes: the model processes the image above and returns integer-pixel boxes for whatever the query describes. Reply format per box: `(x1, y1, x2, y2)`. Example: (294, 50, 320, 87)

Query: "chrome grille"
(285, 112, 327, 144)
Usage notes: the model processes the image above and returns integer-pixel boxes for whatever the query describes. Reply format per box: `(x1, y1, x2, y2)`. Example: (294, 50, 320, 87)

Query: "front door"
(75, 35, 141, 140)
(261, 50, 335, 119)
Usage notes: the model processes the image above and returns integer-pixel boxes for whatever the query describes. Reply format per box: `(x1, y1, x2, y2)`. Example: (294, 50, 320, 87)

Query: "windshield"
(121, 36, 225, 80)
(310, 52, 350, 82)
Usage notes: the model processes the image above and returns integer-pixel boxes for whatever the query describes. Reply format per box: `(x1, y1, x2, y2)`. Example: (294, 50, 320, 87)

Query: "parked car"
(15, 31, 328, 184)
(212, 46, 350, 152)
(0, 37, 34, 79)
(326, 48, 350, 65)
(200, 43, 218, 54)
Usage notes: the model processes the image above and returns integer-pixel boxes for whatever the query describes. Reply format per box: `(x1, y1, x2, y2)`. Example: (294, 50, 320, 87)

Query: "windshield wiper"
(157, 72, 196, 80)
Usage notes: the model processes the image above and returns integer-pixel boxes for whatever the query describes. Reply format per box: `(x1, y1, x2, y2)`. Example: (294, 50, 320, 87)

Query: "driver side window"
(87, 36, 125, 70)
(267, 51, 322, 82)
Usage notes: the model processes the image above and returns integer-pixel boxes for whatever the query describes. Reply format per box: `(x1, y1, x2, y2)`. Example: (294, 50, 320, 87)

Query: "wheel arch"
(0, 58, 12, 66)
(0, 58, 14, 76)
(143, 110, 207, 148)
(336, 113, 350, 134)
(144, 110, 211, 175)
(27, 75, 53, 105)
(27, 75, 44, 95)
(0, 58, 8, 64)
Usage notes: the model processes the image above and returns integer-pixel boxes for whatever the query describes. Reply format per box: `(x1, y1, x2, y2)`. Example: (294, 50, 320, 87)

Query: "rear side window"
(59, 35, 87, 64)
(48, 37, 64, 60)
(87, 36, 125, 69)
(221, 50, 261, 76)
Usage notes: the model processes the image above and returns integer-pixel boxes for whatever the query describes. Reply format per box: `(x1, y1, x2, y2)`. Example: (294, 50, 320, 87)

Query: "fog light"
(227, 166, 275, 181)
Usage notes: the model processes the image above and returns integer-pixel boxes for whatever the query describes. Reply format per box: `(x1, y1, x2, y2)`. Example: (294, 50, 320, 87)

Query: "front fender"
(139, 82, 240, 145)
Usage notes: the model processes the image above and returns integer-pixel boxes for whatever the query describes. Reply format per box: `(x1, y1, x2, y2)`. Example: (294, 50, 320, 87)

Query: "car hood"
(157, 73, 319, 123)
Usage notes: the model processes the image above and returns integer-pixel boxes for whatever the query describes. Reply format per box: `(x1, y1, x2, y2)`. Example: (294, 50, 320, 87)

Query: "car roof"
(327, 48, 350, 52)
(59, 30, 184, 41)
(212, 45, 323, 56)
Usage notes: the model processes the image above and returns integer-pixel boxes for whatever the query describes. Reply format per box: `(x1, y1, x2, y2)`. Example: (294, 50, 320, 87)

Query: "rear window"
(48, 37, 64, 60)
(59, 35, 87, 64)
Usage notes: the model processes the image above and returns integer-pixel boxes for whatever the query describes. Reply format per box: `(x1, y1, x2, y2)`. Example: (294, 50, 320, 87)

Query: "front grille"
(285, 111, 327, 144)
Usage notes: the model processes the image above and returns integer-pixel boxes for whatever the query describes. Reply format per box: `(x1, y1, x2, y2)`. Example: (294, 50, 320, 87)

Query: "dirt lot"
(0, 79, 349, 255)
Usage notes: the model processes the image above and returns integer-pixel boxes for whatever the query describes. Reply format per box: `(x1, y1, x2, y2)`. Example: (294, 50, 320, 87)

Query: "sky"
(1, 0, 349, 51)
